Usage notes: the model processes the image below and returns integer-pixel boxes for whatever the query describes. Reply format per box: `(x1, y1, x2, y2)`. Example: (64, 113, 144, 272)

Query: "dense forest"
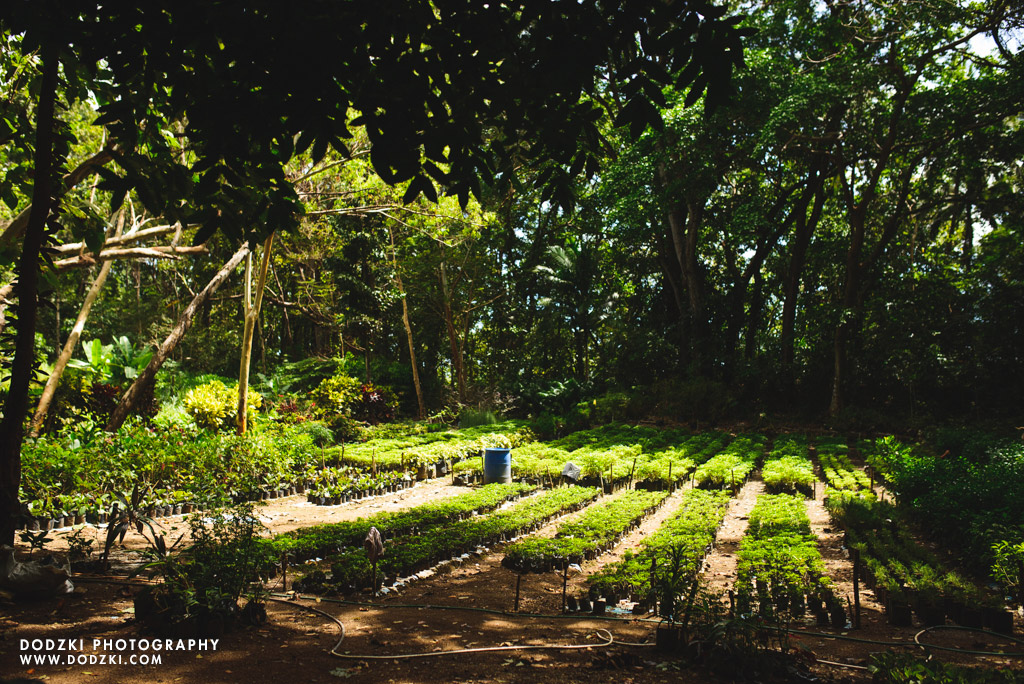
(2, 1, 1022, 439)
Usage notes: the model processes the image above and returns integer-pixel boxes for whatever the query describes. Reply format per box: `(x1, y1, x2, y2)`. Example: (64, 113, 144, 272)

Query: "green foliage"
(869, 653, 1020, 684)
(694, 435, 765, 489)
(825, 491, 989, 611)
(141, 502, 274, 628)
(761, 436, 815, 496)
(325, 414, 366, 443)
(736, 493, 832, 619)
(590, 489, 729, 600)
(276, 482, 533, 561)
(878, 434, 1024, 574)
(316, 486, 600, 590)
(815, 438, 870, 491)
(459, 407, 497, 428)
(183, 380, 262, 432)
(503, 489, 668, 572)
(310, 373, 362, 417)
(152, 401, 197, 432)
(991, 539, 1024, 607)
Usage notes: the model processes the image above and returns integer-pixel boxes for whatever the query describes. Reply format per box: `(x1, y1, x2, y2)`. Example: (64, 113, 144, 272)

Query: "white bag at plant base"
(561, 462, 582, 481)
(0, 546, 74, 598)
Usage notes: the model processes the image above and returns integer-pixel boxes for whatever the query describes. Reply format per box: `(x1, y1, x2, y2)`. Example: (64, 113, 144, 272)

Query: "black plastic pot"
(655, 625, 683, 652)
(916, 601, 945, 627)
(984, 607, 1014, 635)
(888, 600, 913, 627)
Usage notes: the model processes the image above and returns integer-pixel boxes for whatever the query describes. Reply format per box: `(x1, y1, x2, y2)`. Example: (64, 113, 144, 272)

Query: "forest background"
(2, 0, 1023, 449)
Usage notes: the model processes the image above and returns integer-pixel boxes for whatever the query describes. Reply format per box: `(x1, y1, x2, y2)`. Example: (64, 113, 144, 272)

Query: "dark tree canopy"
(4, 0, 747, 245)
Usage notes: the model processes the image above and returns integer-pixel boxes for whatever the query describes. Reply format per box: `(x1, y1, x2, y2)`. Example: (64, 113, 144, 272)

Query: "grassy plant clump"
(502, 489, 669, 572)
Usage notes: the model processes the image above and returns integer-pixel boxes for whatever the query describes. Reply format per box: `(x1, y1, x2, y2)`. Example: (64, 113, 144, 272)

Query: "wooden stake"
(852, 548, 861, 628)
(515, 573, 522, 612)
(562, 564, 569, 613)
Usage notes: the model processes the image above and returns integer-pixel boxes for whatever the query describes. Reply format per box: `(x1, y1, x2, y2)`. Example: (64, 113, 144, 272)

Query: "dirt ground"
(4, 474, 1023, 684)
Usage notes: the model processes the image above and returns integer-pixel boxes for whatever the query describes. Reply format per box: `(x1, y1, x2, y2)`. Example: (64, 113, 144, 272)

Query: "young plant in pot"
(135, 502, 273, 636)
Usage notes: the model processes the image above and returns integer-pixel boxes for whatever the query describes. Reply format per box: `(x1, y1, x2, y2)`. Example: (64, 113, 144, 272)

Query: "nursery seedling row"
(305, 485, 601, 592)
(451, 424, 727, 489)
(825, 491, 1012, 632)
(813, 437, 870, 491)
(501, 489, 670, 573)
(734, 493, 841, 624)
(588, 489, 732, 604)
(693, 434, 766, 490)
(333, 420, 535, 471)
(761, 435, 815, 497)
(269, 482, 536, 561)
(17, 419, 527, 527)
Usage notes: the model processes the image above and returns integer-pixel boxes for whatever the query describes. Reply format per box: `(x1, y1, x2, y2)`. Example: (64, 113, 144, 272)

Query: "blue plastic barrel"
(483, 448, 512, 484)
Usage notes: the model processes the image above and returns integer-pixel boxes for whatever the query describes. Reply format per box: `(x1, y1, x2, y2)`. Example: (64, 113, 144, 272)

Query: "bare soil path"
(701, 476, 763, 595)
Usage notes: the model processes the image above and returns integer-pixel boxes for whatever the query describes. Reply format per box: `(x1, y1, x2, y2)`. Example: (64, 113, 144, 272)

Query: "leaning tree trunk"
(237, 233, 274, 435)
(106, 242, 251, 431)
(0, 148, 115, 336)
(0, 45, 58, 546)
(29, 208, 126, 437)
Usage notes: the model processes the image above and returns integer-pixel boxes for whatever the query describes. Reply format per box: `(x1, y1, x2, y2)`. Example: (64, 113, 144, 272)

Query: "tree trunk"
(237, 234, 274, 435)
(0, 148, 117, 336)
(439, 262, 466, 403)
(106, 242, 251, 431)
(389, 228, 425, 419)
(781, 183, 826, 368)
(29, 208, 126, 437)
(664, 194, 706, 374)
(744, 269, 763, 360)
(0, 45, 58, 546)
(829, 204, 866, 417)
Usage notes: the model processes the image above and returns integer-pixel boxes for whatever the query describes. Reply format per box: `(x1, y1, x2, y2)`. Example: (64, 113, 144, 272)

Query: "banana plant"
(67, 338, 113, 379)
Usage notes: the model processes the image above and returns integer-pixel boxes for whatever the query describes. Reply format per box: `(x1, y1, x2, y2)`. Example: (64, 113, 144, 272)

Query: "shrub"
(184, 380, 262, 431)
(310, 373, 362, 416)
(152, 401, 198, 432)
(137, 502, 274, 633)
(326, 414, 365, 442)
(530, 411, 560, 439)
(356, 382, 398, 424)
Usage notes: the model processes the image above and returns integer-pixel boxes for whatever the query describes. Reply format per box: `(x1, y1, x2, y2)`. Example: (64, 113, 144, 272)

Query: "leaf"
(329, 667, 354, 678)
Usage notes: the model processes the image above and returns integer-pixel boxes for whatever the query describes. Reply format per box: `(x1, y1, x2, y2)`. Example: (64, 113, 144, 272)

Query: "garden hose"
(913, 625, 1024, 658)
(270, 592, 1024, 659)
(268, 590, 664, 624)
(267, 596, 627, 660)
